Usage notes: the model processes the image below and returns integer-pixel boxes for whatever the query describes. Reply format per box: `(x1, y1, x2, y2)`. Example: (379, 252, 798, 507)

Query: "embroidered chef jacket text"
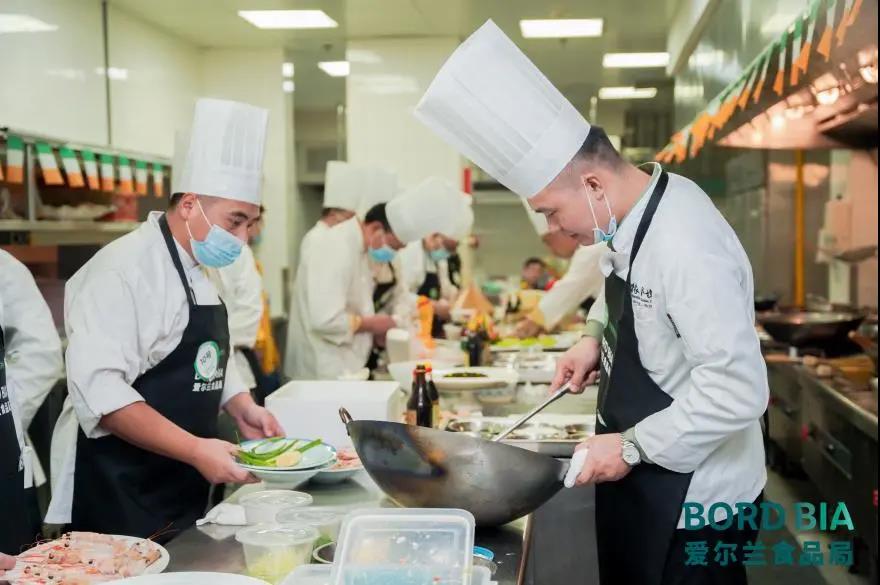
(588, 164, 768, 527)
(46, 211, 248, 524)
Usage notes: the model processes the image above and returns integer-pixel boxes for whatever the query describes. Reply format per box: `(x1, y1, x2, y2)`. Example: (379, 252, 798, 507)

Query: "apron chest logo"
(630, 281, 654, 309)
(194, 341, 221, 382)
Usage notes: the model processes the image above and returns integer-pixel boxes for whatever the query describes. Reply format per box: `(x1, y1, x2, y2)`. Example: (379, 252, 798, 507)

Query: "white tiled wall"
(107, 5, 201, 157)
(0, 0, 108, 144)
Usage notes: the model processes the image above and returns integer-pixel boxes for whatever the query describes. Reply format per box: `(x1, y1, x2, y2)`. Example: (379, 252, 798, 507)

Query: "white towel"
(196, 503, 247, 526)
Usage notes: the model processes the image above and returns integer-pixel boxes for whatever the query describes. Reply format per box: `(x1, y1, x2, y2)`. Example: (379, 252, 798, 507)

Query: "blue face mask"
(584, 180, 617, 244)
(187, 199, 243, 268)
(368, 245, 396, 263)
(429, 248, 451, 262)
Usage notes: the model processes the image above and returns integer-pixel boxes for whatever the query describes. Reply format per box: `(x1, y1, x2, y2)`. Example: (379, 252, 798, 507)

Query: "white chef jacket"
(370, 256, 416, 324)
(398, 241, 458, 302)
(587, 164, 768, 526)
(207, 245, 263, 390)
(532, 243, 605, 330)
(46, 211, 248, 524)
(284, 217, 375, 380)
(0, 250, 64, 489)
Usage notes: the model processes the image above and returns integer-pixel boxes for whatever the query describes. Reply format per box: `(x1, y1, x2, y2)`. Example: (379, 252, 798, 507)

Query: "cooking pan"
(339, 408, 580, 526)
(758, 311, 864, 348)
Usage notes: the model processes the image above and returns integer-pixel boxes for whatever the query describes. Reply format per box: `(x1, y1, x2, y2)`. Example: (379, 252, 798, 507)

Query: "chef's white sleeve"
(634, 238, 768, 474)
(220, 349, 249, 405)
(64, 270, 147, 438)
(0, 254, 63, 429)
(214, 245, 263, 349)
(533, 244, 604, 330)
(304, 230, 358, 345)
(582, 285, 607, 340)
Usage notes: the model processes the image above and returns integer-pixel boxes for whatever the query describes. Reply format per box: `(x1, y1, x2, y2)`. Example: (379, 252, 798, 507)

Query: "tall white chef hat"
(171, 129, 190, 196)
(323, 161, 363, 212)
(386, 177, 463, 244)
(522, 198, 549, 237)
(177, 98, 269, 205)
(414, 20, 591, 199)
(357, 167, 399, 218)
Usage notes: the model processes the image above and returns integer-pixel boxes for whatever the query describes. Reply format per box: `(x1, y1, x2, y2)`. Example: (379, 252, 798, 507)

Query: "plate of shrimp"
(7, 531, 168, 584)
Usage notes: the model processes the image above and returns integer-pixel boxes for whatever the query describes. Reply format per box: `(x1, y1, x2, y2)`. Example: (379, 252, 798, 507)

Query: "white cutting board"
(266, 381, 404, 449)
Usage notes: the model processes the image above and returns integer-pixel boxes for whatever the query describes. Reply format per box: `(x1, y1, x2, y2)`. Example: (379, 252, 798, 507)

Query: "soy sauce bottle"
(425, 364, 440, 428)
(406, 364, 433, 428)
(466, 332, 484, 367)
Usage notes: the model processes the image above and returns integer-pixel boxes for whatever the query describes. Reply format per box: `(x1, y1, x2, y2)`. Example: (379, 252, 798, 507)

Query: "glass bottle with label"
(406, 364, 433, 428)
(425, 363, 440, 428)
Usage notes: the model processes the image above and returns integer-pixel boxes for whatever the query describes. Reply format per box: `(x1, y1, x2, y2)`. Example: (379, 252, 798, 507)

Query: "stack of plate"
(236, 438, 337, 488)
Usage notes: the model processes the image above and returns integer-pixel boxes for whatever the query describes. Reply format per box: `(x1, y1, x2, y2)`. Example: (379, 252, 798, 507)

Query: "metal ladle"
(492, 382, 572, 442)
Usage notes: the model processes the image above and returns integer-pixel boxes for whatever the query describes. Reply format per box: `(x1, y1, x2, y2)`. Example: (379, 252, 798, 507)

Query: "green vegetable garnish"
(237, 437, 325, 467)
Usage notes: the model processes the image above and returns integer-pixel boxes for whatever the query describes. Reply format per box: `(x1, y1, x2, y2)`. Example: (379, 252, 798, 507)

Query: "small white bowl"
(235, 523, 318, 583)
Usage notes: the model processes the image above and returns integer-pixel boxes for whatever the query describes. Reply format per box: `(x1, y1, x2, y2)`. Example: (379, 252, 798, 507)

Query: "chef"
(515, 201, 605, 338)
(416, 20, 768, 585)
(0, 250, 64, 554)
(46, 98, 283, 540)
(286, 176, 463, 380)
(167, 131, 265, 397)
(398, 183, 472, 336)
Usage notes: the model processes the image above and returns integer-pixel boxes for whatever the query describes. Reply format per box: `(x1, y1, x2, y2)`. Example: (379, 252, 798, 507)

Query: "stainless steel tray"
(445, 414, 595, 458)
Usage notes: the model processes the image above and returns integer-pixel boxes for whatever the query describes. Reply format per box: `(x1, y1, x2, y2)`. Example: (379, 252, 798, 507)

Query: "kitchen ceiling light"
(238, 10, 337, 30)
(771, 114, 786, 130)
(519, 19, 603, 39)
(0, 13, 57, 33)
(598, 86, 658, 100)
(785, 105, 808, 119)
(603, 52, 669, 68)
(318, 61, 350, 77)
(282, 62, 294, 78)
(282, 80, 295, 93)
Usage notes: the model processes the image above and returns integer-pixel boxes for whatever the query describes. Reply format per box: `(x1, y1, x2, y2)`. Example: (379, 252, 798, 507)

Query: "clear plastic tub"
(235, 523, 318, 584)
(332, 508, 476, 585)
(239, 490, 312, 525)
(282, 565, 492, 585)
(276, 506, 345, 549)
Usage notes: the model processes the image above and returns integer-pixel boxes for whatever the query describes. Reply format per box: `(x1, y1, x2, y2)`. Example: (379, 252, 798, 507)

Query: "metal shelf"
(0, 219, 139, 233)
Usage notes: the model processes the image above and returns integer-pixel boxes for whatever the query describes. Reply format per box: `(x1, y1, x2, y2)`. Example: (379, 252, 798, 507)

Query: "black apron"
(0, 322, 36, 554)
(417, 263, 445, 338)
(372, 263, 398, 314)
(446, 253, 462, 289)
(71, 214, 230, 542)
(594, 171, 694, 585)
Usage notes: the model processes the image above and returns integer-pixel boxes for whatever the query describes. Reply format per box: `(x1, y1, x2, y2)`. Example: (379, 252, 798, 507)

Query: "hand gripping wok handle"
(492, 383, 572, 443)
(564, 448, 589, 489)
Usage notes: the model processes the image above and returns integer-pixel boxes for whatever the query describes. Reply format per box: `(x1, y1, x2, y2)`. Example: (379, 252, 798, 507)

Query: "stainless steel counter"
(163, 474, 528, 584)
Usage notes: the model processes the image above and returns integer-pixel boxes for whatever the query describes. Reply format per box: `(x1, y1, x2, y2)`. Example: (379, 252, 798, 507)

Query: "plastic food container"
(276, 506, 345, 550)
(282, 565, 492, 585)
(235, 523, 318, 585)
(239, 490, 312, 525)
(332, 508, 476, 585)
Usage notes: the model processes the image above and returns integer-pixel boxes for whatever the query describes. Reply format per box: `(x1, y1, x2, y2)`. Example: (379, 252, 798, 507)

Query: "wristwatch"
(620, 430, 641, 467)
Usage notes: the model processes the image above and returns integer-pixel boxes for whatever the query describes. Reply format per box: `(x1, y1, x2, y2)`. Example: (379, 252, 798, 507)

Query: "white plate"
(9, 534, 169, 580)
(311, 465, 363, 485)
(432, 367, 519, 391)
(237, 438, 336, 471)
(490, 333, 578, 353)
(115, 572, 269, 584)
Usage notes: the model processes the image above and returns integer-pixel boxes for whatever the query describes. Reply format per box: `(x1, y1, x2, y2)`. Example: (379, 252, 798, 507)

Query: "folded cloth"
(196, 503, 247, 526)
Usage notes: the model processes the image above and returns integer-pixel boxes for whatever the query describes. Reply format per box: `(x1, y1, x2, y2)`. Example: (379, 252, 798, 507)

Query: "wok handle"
(492, 383, 572, 442)
(338, 407, 354, 430)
